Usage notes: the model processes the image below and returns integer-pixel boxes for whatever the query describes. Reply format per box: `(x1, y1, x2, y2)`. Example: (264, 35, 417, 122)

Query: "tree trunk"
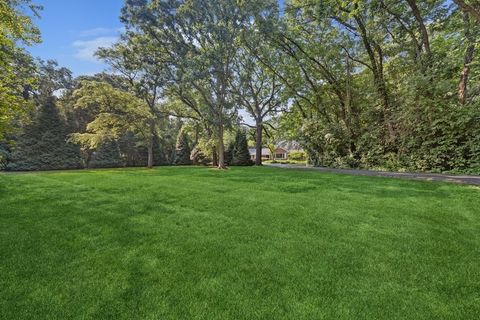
(255, 122, 263, 165)
(147, 121, 155, 168)
(212, 148, 218, 167)
(459, 48, 475, 105)
(147, 142, 153, 168)
(345, 52, 358, 160)
(217, 124, 226, 169)
(379, 80, 395, 144)
(454, 0, 480, 24)
(459, 12, 476, 104)
(354, 15, 395, 145)
(406, 0, 431, 58)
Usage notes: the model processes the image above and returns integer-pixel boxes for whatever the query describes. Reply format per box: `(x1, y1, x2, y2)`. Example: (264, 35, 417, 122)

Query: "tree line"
(2, 0, 480, 173)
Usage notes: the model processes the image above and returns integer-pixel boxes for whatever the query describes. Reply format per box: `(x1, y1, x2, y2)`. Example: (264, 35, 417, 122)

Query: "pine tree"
(8, 97, 83, 171)
(0, 142, 10, 170)
(224, 140, 235, 166)
(174, 129, 192, 165)
(118, 131, 144, 167)
(89, 139, 124, 168)
(153, 134, 168, 166)
(232, 130, 253, 166)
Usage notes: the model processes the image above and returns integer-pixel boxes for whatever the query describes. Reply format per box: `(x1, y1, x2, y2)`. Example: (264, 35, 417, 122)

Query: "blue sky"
(28, 0, 124, 76)
(28, 0, 285, 77)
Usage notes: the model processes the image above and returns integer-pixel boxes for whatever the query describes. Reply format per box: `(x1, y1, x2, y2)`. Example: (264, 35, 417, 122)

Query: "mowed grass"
(1, 167, 479, 319)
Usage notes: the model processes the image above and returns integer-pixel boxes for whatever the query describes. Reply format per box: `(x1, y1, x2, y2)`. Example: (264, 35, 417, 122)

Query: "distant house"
(249, 147, 288, 161)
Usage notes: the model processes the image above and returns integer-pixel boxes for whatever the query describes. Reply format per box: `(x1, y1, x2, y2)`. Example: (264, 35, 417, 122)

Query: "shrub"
(288, 150, 306, 161)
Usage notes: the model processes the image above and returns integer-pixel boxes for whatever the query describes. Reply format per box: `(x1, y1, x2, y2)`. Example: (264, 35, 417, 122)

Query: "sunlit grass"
(1, 166, 479, 319)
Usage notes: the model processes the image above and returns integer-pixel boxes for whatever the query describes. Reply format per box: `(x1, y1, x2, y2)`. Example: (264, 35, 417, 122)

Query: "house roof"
(248, 148, 272, 156)
(277, 140, 304, 152)
(248, 148, 289, 156)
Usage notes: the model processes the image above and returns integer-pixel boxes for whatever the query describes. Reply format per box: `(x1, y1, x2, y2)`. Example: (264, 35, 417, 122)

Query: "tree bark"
(406, 0, 431, 58)
(255, 122, 263, 165)
(217, 124, 226, 169)
(459, 12, 476, 104)
(454, 0, 480, 24)
(147, 121, 155, 168)
(212, 147, 218, 167)
(354, 15, 395, 145)
(147, 142, 153, 168)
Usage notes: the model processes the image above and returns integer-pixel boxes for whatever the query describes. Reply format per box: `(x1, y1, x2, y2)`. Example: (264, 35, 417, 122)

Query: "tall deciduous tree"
(232, 38, 284, 165)
(97, 36, 168, 168)
(120, 0, 278, 168)
(457, 8, 478, 104)
(70, 81, 155, 168)
(0, 0, 41, 139)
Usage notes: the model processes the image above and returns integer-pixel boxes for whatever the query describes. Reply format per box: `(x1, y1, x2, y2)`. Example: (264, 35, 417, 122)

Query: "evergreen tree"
(118, 132, 143, 167)
(174, 129, 192, 165)
(224, 140, 235, 166)
(0, 142, 10, 170)
(89, 139, 124, 168)
(8, 97, 83, 171)
(232, 130, 253, 166)
(153, 134, 168, 166)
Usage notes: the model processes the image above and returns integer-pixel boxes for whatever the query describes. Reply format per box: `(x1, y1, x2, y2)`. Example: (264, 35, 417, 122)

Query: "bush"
(288, 150, 306, 161)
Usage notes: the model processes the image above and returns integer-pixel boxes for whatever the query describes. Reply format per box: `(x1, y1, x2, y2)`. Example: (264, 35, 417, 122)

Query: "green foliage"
(117, 132, 149, 167)
(3, 0, 480, 174)
(0, 0, 41, 139)
(152, 134, 169, 166)
(271, 0, 480, 173)
(35, 59, 73, 98)
(264, 159, 307, 165)
(190, 146, 210, 165)
(174, 129, 192, 165)
(232, 130, 253, 166)
(8, 97, 83, 171)
(288, 151, 306, 161)
(0, 143, 10, 170)
(120, 0, 279, 168)
(89, 139, 124, 168)
(69, 80, 155, 165)
(224, 140, 235, 166)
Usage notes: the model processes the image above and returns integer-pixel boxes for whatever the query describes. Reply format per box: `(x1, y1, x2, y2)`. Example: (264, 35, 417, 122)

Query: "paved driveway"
(265, 163, 480, 185)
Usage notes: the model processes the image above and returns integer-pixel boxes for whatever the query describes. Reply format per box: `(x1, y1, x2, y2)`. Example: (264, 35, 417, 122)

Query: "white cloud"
(72, 36, 118, 62)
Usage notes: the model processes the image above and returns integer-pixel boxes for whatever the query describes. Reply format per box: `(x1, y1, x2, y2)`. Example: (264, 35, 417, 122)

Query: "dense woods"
(2, 0, 480, 173)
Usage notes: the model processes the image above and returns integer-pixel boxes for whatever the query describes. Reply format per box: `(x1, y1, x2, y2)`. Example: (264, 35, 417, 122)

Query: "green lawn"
(1, 167, 479, 319)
